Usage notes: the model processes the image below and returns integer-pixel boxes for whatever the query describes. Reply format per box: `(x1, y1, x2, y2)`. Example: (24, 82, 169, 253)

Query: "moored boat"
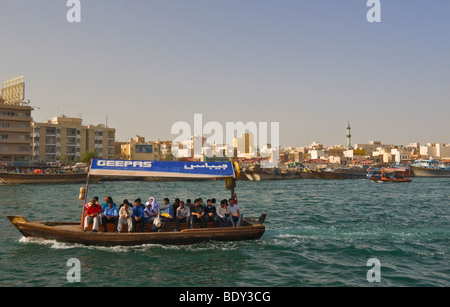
(410, 159, 450, 177)
(0, 171, 89, 184)
(8, 159, 267, 247)
(312, 167, 367, 179)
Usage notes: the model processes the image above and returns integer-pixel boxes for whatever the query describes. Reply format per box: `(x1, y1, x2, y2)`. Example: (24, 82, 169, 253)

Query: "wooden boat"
(299, 169, 315, 179)
(312, 168, 367, 179)
(370, 168, 412, 183)
(8, 159, 267, 246)
(7, 215, 266, 247)
(0, 171, 89, 184)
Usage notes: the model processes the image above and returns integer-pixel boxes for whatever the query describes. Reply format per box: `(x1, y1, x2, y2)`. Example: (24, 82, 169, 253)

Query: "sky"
(1, 0, 449, 147)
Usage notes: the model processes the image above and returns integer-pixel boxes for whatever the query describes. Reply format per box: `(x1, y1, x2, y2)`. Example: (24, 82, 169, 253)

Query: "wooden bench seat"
(85, 220, 222, 233)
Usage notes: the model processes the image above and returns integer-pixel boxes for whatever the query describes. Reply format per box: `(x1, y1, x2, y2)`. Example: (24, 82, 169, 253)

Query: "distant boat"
(0, 171, 89, 184)
(370, 167, 411, 183)
(410, 159, 450, 177)
(367, 168, 382, 180)
(312, 167, 367, 179)
(299, 168, 315, 179)
(0, 164, 93, 185)
(240, 164, 299, 181)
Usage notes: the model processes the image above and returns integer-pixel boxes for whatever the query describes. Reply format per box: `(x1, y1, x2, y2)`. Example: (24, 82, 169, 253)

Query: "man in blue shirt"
(132, 198, 145, 232)
(160, 198, 174, 222)
(102, 196, 117, 210)
(102, 201, 118, 232)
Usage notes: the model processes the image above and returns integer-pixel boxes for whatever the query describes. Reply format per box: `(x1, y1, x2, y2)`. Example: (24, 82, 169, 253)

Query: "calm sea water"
(0, 178, 449, 287)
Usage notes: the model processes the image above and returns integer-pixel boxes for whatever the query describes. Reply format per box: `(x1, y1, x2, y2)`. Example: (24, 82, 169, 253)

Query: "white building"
(420, 143, 450, 160)
(391, 148, 411, 164)
(310, 149, 327, 160)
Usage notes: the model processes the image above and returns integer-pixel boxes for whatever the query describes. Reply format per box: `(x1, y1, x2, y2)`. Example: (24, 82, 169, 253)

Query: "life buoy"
(225, 177, 233, 190)
(78, 186, 86, 200)
(234, 162, 241, 179)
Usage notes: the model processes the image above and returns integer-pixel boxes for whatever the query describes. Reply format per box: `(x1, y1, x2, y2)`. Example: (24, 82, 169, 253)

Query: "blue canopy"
(88, 159, 235, 178)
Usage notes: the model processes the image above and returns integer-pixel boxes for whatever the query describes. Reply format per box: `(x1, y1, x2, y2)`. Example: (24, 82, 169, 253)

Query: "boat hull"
(240, 171, 300, 181)
(0, 172, 89, 184)
(370, 177, 411, 183)
(299, 171, 315, 179)
(7, 215, 266, 247)
(411, 166, 450, 177)
(312, 170, 366, 179)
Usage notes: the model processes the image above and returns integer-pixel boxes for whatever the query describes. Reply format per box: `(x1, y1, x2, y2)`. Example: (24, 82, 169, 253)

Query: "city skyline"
(1, 1, 449, 147)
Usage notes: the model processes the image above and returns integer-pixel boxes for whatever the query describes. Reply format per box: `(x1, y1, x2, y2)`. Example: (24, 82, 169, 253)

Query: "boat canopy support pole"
(80, 162, 92, 228)
(231, 178, 236, 200)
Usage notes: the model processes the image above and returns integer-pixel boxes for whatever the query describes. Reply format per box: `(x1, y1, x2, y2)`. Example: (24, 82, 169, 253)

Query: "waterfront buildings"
(1, 76, 25, 105)
(0, 97, 33, 166)
(0, 76, 34, 166)
(419, 143, 450, 160)
(236, 132, 256, 159)
(120, 136, 161, 161)
(32, 115, 115, 164)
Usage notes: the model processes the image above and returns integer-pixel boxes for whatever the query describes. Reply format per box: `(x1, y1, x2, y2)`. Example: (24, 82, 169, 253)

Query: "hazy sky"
(1, 0, 449, 147)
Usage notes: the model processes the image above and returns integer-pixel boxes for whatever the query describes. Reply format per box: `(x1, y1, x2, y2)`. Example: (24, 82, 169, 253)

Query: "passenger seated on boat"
(175, 201, 190, 230)
(147, 197, 159, 211)
(117, 200, 133, 233)
(84, 196, 99, 209)
(191, 199, 206, 228)
(228, 199, 242, 227)
(160, 198, 174, 222)
(102, 201, 118, 233)
(102, 196, 117, 210)
(185, 199, 194, 211)
(84, 198, 102, 232)
(132, 198, 145, 232)
(204, 199, 217, 227)
(172, 198, 180, 217)
(143, 199, 158, 226)
(100, 196, 116, 225)
(216, 199, 231, 227)
(211, 198, 218, 209)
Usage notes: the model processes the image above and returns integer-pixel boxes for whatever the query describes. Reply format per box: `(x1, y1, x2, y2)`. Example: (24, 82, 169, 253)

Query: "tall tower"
(346, 122, 353, 150)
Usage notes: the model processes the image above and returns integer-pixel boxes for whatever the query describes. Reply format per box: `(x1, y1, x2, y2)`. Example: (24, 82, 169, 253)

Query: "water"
(0, 178, 449, 287)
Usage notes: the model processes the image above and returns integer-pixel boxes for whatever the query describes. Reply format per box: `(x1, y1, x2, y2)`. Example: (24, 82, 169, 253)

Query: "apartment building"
(120, 136, 161, 161)
(32, 115, 115, 164)
(0, 98, 33, 166)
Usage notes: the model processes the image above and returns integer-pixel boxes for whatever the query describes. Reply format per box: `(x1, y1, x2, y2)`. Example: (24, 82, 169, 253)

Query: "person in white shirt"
(176, 201, 191, 230)
(144, 199, 158, 224)
(117, 200, 133, 233)
(216, 199, 231, 227)
(228, 198, 242, 227)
